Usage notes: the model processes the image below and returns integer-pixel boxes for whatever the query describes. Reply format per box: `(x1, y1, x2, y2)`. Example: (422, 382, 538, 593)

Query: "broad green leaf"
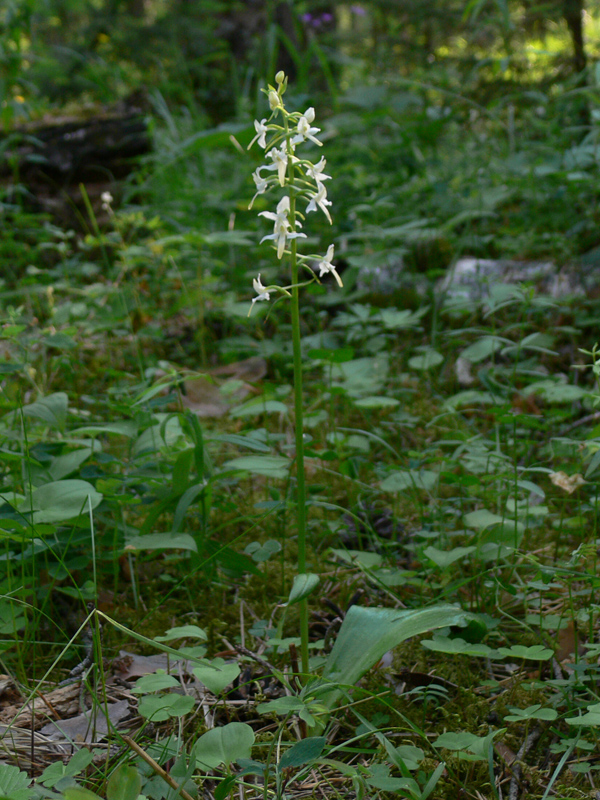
(245, 539, 282, 563)
(444, 390, 497, 409)
(378, 307, 427, 330)
(332, 356, 389, 396)
(0, 763, 35, 800)
(435, 732, 479, 751)
(133, 416, 184, 456)
(258, 696, 306, 715)
(408, 348, 443, 371)
(18, 480, 102, 524)
(464, 509, 504, 530)
(193, 658, 240, 695)
(222, 456, 289, 479)
(523, 380, 588, 404)
(566, 703, 600, 726)
(229, 399, 288, 418)
(194, 722, 255, 769)
(497, 644, 553, 661)
(40, 748, 94, 788)
(106, 765, 142, 800)
(353, 396, 400, 409)
(287, 573, 320, 605)
(330, 550, 383, 569)
(138, 693, 195, 721)
(125, 533, 197, 552)
(132, 671, 180, 694)
(70, 421, 138, 438)
(504, 704, 557, 722)
(541, 384, 587, 403)
(22, 392, 68, 429)
(381, 470, 438, 493)
(49, 448, 94, 481)
(278, 737, 326, 770)
(460, 336, 506, 363)
(421, 635, 493, 657)
(155, 625, 207, 642)
(390, 745, 424, 771)
(321, 604, 470, 715)
(209, 433, 270, 452)
(424, 546, 475, 568)
(63, 790, 103, 800)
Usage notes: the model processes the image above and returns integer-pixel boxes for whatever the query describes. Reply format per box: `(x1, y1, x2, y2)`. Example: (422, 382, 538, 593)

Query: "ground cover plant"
(4, 2, 600, 798)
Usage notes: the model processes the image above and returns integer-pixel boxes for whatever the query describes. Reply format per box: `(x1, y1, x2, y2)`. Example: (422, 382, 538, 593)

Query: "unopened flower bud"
(275, 71, 285, 85)
(268, 90, 280, 111)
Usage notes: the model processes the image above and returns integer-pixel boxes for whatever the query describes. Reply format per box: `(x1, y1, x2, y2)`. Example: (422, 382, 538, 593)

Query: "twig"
(122, 735, 196, 800)
(508, 726, 542, 800)
(560, 411, 600, 435)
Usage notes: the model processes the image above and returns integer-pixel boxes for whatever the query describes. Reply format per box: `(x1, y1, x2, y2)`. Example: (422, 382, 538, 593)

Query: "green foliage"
(4, 7, 600, 798)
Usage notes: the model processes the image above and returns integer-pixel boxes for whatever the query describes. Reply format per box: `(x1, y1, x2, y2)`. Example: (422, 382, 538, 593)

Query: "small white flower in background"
(316, 244, 342, 287)
(101, 191, 113, 211)
(306, 182, 332, 223)
(259, 195, 306, 259)
(305, 156, 331, 183)
(266, 146, 289, 187)
(252, 274, 271, 306)
(292, 107, 322, 146)
(249, 118, 269, 149)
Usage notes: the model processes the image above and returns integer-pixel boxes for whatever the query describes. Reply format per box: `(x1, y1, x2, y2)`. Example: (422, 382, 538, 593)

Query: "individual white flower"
(292, 107, 322, 146)
(265, 146, 288, 187)
(252, 274, 271, 306)
(248, 167, 269, 209)
(306, 182, 332, 223)
(259, 196, 306, 258)
(269, 90, 280, 111)
(101, 191, 113, 211)
(248, 118, 269, 149)
(305, 156, 331, 183)
(316, 244, 342, 286)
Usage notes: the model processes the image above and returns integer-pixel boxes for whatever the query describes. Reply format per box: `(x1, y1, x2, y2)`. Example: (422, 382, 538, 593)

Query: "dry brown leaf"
(40, 698, 131, 743)
(181, 357, 266, 417)
(211, 356, 267, 382)
(550, 470, 586, 494)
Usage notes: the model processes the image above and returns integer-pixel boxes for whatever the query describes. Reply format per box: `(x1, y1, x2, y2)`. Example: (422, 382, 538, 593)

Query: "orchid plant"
(247, 72, 341, 675)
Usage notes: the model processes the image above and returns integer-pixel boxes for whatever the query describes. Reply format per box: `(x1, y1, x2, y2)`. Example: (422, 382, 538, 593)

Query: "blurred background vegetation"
(2, 0, 598, 126)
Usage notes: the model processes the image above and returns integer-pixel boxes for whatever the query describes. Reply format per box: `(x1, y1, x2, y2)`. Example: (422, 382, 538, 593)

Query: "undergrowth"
(2, 54, 600, 800)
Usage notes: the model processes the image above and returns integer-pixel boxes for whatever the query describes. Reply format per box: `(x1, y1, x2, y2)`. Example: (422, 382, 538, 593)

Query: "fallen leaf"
(550, 471, 586, 494)
(40, 698, 131, 743)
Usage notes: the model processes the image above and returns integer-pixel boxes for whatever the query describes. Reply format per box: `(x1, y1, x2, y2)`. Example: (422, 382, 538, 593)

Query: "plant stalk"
(284, 115, 309, 675)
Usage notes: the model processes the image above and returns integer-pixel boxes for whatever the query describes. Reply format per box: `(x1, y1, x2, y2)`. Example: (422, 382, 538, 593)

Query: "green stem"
(285, 115, 309, 677)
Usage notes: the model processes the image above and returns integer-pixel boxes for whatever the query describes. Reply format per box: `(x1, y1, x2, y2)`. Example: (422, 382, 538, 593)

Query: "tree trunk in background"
(563, 0, 586, 73)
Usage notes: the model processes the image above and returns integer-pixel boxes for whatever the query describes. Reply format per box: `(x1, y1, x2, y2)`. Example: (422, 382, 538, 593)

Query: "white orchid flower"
(264, 146, 289, 187)
(306, 182, 332, 223)
(316, 244, 342, 287)
(306, 156, 331, 183)
(292, 107, 322, 146)
(252, 274, 271, 306)
(248, 118, 269, 149)
(248, 167, 269, 209)
(259, 196, 307, 258)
